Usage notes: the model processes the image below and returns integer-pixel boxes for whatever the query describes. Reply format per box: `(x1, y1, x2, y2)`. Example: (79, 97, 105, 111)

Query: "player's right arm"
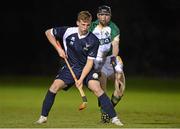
(45, 29, 66, 59)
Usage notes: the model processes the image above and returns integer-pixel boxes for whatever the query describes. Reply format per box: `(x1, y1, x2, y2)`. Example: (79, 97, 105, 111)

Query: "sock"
(111, 94, 122, 107)
(41, 90, 56, 116)
(97, 99, 104, 114)
(98, 93, 116, 118)
(97, 98, 101, 107)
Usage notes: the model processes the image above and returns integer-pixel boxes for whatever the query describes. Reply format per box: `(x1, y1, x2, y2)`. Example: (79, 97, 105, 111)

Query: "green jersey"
(89, 20, 120, 57)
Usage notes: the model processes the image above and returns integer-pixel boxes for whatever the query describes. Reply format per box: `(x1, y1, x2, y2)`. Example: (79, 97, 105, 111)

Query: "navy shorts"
(55, 65, 99, 90)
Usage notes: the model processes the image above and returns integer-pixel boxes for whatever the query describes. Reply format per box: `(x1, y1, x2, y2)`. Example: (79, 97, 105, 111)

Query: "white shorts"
(94, 55, 123, 77)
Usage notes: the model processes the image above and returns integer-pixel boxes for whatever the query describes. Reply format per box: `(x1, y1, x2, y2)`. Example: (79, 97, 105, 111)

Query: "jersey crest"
(70, 36, 75, 45)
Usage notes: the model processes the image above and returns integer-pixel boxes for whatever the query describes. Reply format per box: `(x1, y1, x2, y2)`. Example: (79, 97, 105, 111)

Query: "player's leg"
(35, 66, 74, 124)
(88, 79, 123, 126)
(97, 72, 107, 107)
(42, 79, 66, 117)
(98, 59, 114, 123)
(109, 55, 125, 107)
(35, 79, 66, 124)
(98, 72, 113, 123)
(94, 58, 110, 122)
(99, 72, 108, 92)
(111, 71, 126, 107)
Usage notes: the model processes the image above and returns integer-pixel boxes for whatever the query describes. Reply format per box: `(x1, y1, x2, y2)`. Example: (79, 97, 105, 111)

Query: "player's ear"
(97, 14, 100, 19)
(76, 20, 79, 26)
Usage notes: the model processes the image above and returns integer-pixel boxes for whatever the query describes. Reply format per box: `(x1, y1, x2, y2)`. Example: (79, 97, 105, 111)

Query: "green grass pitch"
(0, 76, 180, 128)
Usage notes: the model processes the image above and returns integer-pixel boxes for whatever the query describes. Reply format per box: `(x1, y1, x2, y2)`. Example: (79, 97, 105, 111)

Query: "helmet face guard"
(97, 5, 111, 15)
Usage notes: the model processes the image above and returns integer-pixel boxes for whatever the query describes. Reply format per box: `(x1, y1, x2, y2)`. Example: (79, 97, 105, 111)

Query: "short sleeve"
(52, 26, 68, 40)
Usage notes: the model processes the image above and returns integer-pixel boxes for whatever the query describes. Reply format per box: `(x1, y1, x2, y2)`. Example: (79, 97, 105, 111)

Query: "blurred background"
(0, 1, 180, 127)
(0, 0, 180, 77)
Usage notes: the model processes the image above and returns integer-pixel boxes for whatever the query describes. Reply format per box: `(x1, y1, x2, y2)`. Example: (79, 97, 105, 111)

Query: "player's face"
(77, 20, 91, 35)
(97, 13, 111, 26)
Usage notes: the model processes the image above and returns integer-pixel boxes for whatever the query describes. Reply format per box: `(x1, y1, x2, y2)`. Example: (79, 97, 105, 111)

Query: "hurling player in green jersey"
(89, 5, 125, 123)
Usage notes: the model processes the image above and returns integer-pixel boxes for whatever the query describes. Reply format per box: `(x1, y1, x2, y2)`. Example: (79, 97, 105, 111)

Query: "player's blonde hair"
(77, 11, 92, 22)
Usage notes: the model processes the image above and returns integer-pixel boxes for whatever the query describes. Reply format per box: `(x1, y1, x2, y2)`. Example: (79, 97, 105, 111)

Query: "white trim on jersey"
(63, 27, 90, 54)
(50, 28, 53, 35)
(113, 34, 120, 42)
(77, 31, 89, 39)
(88, 56, 95, 60)
(63, 27, 78, 54)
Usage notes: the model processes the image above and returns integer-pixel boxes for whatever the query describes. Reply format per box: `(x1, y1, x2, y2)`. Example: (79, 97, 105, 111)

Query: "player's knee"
(92, 86, 104, 97)
(49, 81, 61, 93)
(88, 80, 104, 96)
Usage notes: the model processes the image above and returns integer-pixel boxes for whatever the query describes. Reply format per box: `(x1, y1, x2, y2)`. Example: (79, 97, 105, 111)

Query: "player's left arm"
(111, 35, 123, 73)
(76, 35, 99, 87)
(76, 58, 94, 87)
(112, 34, 120, 57)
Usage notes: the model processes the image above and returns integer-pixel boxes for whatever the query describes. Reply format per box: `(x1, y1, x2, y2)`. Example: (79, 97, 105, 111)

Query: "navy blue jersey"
(52, 27, 100, 68)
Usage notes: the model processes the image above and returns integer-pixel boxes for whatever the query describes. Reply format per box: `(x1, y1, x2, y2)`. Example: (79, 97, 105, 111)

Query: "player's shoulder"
(63, 27, 78, 36)
(89, 20, 99, 31)
(88, 32, 100, 44)
(88, 31, 99, 40)
(53, 26, 69, 30)
(66, 27, 78, 33)
(109, 21, 119, 31)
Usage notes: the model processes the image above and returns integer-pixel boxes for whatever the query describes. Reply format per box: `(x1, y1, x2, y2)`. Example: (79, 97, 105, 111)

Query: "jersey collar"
(77, 31, 89, 39)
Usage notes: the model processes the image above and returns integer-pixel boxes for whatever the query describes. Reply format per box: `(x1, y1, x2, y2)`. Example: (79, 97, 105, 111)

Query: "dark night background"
(1, 0, 180, 77)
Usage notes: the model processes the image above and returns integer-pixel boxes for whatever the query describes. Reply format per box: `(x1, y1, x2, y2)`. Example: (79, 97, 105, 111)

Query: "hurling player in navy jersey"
(35, 11, 123, 126)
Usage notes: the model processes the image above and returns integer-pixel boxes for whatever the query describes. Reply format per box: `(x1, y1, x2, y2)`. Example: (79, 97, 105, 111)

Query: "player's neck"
(77, 29, 89, 39)
(97, 24, 107, 30)
(78, 30, 86, 36)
